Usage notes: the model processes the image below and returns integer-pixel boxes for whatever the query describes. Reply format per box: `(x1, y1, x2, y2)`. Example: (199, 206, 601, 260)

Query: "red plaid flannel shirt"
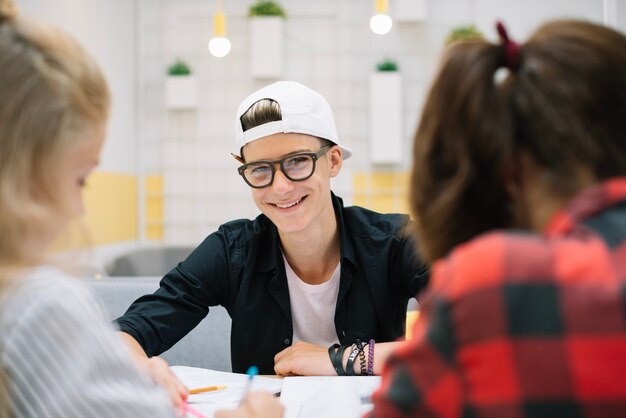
(369, 178, 626, 418)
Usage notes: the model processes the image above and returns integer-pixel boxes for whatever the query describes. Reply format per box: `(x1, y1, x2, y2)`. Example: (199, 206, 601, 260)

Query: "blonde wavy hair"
(0, 0, 109, 414)
(0, 0, 109, 269)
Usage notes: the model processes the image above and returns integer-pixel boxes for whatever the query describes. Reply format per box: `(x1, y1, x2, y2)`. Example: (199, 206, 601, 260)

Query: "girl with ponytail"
(371, 19, 626, 418)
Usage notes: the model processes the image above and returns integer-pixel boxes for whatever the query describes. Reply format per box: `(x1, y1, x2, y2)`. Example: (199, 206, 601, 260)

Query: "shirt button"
(284, 338, 290, 345)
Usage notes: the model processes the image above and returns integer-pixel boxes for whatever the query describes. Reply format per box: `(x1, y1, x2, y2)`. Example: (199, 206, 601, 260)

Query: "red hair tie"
(496, 21, 520, 71)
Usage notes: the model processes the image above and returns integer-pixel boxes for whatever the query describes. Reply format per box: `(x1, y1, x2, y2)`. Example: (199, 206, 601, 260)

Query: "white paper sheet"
(171, 366, 283, 418)
(280, 376, 381, 418)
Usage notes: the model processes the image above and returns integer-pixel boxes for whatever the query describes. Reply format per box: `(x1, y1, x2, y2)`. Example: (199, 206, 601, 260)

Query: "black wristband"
(328, 343, 349, 376)
(328, 344, 340, 374)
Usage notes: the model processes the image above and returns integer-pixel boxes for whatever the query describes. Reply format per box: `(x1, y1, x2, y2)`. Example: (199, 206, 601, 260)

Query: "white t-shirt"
(283, 255, 341, 346)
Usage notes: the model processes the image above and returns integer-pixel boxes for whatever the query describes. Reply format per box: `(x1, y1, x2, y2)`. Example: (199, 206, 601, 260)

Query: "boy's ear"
(328, 145, 343, 177)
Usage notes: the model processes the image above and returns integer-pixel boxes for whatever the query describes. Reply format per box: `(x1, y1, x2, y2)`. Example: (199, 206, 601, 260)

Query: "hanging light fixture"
(208, 2, 231, 58)
(370, 0, 393, 35)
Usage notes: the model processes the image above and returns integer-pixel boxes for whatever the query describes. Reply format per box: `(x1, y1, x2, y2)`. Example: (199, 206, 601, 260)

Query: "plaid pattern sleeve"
(368, 272, 464, 418)
(368, 178, 626, 418)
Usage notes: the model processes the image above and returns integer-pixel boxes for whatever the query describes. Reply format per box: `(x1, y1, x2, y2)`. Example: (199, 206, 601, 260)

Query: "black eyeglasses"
(237, 145, 332, 189)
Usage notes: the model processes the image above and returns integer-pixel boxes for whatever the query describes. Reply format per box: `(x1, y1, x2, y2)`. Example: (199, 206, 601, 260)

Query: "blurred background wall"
(16, 0, 626, 271)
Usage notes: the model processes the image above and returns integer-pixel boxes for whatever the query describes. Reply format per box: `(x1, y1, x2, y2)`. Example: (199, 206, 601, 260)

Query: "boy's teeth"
(277, 198, 302, 209)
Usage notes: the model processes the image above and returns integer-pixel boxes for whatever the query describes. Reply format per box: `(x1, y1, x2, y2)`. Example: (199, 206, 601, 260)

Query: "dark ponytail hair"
(411, 20, 626, 263)
(411, 40, 515, 263)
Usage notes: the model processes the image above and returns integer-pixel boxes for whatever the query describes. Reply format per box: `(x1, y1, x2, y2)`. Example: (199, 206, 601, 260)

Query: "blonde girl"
(0, 1, 178, 416)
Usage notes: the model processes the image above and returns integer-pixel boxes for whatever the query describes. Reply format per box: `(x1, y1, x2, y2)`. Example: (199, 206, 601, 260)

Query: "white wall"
(17, 0, 141, 271)
(616, 0, 626, 31)
(475, 0, 604, 40)
(16, 0, 624, 249)
(140, 0, 615, 245)
(17, 0, 137, 174)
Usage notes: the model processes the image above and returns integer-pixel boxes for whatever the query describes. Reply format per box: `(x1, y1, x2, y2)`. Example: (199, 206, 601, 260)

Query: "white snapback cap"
(235, 81, 353, 159)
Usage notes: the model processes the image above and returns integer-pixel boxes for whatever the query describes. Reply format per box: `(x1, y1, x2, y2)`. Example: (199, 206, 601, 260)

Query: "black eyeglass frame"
(237, 145, 332, 189)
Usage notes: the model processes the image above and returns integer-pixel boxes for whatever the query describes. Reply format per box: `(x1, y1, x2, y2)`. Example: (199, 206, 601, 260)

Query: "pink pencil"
(182, 400, 209, 418)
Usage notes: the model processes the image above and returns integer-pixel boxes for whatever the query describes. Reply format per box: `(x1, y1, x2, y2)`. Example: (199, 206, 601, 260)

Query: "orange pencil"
(189, 385, 227, 395)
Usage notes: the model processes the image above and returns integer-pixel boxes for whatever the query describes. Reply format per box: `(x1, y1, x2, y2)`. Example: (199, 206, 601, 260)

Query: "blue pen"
(240, 365, 259, 405)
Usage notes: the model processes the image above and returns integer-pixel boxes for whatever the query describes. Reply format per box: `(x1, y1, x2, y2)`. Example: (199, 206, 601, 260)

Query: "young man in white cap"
(116, 81, 428, 383)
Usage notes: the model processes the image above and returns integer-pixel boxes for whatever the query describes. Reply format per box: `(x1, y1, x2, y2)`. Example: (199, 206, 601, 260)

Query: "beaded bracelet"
(367, 339, 375, 376)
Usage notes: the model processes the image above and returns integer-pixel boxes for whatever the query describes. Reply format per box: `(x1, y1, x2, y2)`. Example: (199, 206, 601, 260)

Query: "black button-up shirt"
(115, 193, 429, 374)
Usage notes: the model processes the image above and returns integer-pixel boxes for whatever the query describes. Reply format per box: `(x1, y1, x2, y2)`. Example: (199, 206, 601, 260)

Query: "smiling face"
(242, 133, 342, 236)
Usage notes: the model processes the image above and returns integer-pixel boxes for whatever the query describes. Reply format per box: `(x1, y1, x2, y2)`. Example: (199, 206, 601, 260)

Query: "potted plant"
(165, 59, 198, 110)
(167, 60, 191, 76)
(445, 24, 484, 46)
(248, 1, 286, 17)
(248, 1, 286, 78)
(370, 57, 403, 164)
(376, 58, 398, 72)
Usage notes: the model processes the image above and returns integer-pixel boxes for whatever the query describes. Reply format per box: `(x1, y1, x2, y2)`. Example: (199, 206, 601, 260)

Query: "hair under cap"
(235, 81, 353, 159)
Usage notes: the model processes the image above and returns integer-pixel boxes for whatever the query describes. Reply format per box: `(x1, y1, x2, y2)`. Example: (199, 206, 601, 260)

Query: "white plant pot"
(165, 76, 198, 110)
(369, 72, 403, 164)
(394, 0, 427, 22)
(249, 17, 284, 79)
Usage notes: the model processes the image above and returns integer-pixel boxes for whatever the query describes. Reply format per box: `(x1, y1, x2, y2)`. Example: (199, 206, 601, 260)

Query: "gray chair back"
(106, 247, 194, 276)
(87, 276, 232, 372)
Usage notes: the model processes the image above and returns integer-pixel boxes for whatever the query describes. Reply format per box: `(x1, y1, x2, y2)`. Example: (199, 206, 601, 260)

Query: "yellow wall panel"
(53, 171, 138, 251)
(369, 195, 395, 213)
(146, 175, 163, 193)
(146, 224, 164, 240)
(352, 170, 411, 214)
(353, 173, 368, 192)
(146, 197, 163, 221)
(397, 196, 411, 215)
(370, 172, 395, 190)
(145, 174, 164, 240)
(397, 172, 410, 189)
(353, 195, 368, 208)
(84, 171, 137, 244)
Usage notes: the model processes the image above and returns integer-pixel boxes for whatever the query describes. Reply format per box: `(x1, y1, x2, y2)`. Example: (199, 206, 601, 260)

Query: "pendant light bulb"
(370, 0, 392, 35)
(209, 11, 231, 57)
(370, 14, 392, 35)
(209, 37, 231, 57)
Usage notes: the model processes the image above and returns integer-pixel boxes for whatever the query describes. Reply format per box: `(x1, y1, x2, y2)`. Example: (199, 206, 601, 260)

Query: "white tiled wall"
(138, 0, 608, 245)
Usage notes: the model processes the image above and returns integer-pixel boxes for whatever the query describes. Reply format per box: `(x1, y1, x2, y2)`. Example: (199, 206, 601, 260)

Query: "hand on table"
(119, 332, 188, 416)
(138, 355, 188, 417)
(273, 341, 335, 376)
(215, 392, 284, 418)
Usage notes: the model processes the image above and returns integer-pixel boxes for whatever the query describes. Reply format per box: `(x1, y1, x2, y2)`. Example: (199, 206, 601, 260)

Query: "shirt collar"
(331, 191, 359, 270)
(545, 177, 626, 236)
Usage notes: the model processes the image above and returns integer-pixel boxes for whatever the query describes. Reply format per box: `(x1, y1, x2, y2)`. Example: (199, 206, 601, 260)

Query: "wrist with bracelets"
(367, 338, 375, 375)
(328, 343, 349, 376)
(328, 339, 375, 376)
